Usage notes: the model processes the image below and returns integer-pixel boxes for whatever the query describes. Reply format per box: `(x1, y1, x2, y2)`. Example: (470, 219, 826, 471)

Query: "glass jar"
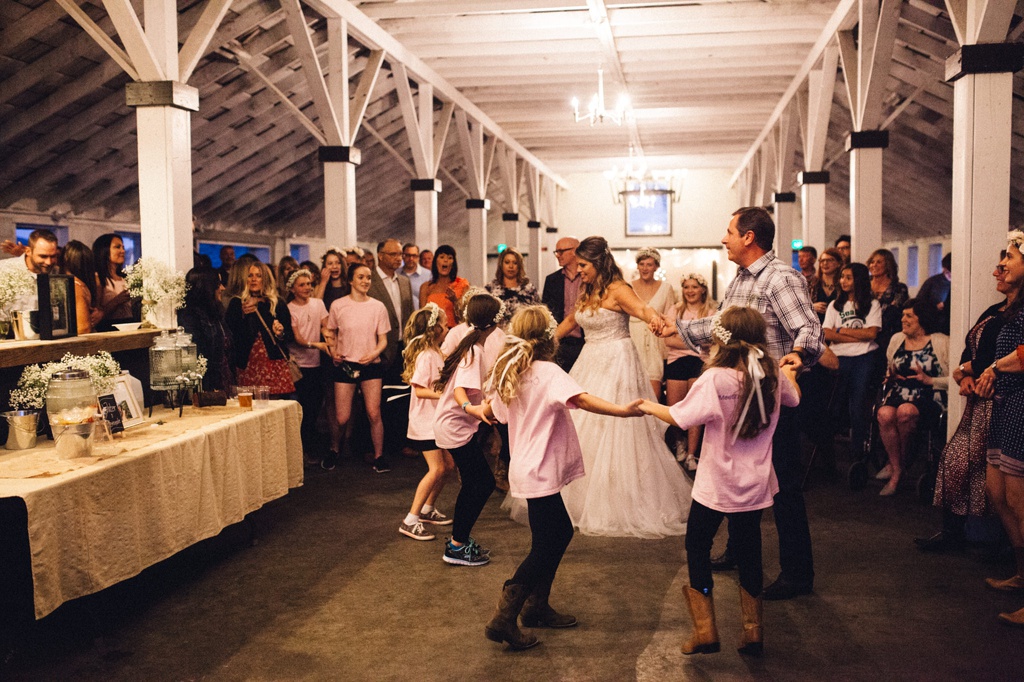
(174, 328, 198, 375)
(149, 330, 181, 390)
(45, 369, 98, 427)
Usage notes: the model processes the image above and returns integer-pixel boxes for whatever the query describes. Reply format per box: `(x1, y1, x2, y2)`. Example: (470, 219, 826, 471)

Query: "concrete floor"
(4, 447, 1024, 681)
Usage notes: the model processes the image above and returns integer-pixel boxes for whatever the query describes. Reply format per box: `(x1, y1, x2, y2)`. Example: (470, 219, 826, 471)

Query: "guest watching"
(221, 254, 259, 311)
(300, 260, 321, 288)
(629, 248, 676, 398)
(177, 267, 229, 392)
(217, 245, 235, 286)
(420, 249, 433, 270)
(835, 235, 852, 264)
(420, 244, 469, 327)
(225, 260, 296, 398)
(797, 246, 817, 281)
(875, 298, 949, 496)
(868, 248, 910, 368)
(277, 256, 299, 301)
(93, 233, 136, 331)
(61, 241, 104, 334)
(808, 248, 842, 322)
(486, 247, 540, 327)
(400, 243, 431, 295)
(314, 248, 347, 310)
(542, 237, 583, 372)
(0, 229, 59, 279)
(286, 269, 330, 464)
(917, 252, 952, 335)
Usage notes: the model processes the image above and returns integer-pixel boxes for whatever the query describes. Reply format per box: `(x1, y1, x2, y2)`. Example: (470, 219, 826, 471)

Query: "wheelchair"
(847, 377, 947, 503)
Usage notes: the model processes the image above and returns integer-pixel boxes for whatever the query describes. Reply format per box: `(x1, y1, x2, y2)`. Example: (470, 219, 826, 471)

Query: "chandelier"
(571, 68, 630, 126)
(604, 147, 687, 205)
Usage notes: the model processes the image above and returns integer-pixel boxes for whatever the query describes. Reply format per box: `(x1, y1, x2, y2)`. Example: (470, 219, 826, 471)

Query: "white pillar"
(412, 179, 440, 251)
(773, 192, 797, 266)
(846, 132, 887, 263)
(946, 45, 1022, 434)
(798, 172, 828, 251)
(503, 213, 521, 250)
(466, 199, 489, 287)
(127, 82, 197, 270)
(321, 146, 360, 247)
(527, 221, 543, 287)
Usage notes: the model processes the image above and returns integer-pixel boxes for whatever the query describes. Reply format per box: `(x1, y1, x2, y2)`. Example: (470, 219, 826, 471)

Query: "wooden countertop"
(0, 330, 162, 368)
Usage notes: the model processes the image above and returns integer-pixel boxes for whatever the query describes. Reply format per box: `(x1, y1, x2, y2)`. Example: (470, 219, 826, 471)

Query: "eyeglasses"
(818, 257, 837, 263)
(554, 248, 574, 255)
(996, 265, 1007, 274)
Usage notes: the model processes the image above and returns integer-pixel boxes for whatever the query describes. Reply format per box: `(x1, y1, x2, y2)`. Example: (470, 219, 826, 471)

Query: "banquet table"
(0, 401, 303, 620)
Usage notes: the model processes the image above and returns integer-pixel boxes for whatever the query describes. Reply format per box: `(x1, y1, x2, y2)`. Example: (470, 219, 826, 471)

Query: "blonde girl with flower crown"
(664, 273, 717, 471)
(639, 306, 801, 658)
(467, 305, 643, 651)
(398, 303, 456, 542)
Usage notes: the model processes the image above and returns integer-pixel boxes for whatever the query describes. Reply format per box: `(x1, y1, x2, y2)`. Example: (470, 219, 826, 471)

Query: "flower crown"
(683, 273, 708, 290)
(635, 247, 661, 265)
(467, 295, 505, 330)
(1008, 229, 1024, 251)
(422, 302, 443, 329)
(546, 313, 558, 339)
(711, 309, 732, 345)
(286, 268, 312, 291)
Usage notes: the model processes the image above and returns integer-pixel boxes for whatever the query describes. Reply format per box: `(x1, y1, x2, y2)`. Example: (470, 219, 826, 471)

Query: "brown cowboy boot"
(681, 586, 720, 655)
(520, 583, 578, 628)
(737, 587, 764, 656)
(484, 582, 540, 650)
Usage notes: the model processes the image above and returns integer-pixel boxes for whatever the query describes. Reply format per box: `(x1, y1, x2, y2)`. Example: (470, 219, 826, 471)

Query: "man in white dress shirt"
(399, 242, 430, 303)
(0, 229, 59, 313)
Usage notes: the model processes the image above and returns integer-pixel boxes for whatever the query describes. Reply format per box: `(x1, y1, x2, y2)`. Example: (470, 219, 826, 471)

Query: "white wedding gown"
(505, 307, 691, 538)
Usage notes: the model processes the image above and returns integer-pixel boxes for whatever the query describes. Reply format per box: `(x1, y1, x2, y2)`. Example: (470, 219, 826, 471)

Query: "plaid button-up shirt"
(676, 251, 825, 365)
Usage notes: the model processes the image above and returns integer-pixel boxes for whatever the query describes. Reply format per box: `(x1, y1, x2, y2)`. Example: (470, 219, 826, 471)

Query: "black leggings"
(686, 500, 763, 597)
(510, 493, 574, 590)
(294, 373, 325, 454)
(448, 439, 496, 544)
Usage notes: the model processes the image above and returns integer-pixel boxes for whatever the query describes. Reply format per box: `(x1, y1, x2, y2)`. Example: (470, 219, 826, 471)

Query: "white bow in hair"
(731, 346, 769, 443)
(492, 335, 530, 391)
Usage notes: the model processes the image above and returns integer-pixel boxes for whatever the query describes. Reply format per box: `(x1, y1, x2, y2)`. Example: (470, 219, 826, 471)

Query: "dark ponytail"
(433, 294, 502, 392)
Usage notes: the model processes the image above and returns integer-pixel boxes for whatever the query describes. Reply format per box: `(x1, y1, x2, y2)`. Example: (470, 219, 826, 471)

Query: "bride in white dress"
(550, 237, 691, 538)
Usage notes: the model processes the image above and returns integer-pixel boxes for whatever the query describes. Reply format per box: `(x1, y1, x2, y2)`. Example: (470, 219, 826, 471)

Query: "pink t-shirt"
(325, 296, 391, 363)
(433, 344, 488, 449)
(441, 323, 507, 372)
(490, 361, 586, 499)
(407, 348, 443, 442)
(287, 297, 328, 368)
(669, 367, 800, 513)
(666, 305, 708, 363)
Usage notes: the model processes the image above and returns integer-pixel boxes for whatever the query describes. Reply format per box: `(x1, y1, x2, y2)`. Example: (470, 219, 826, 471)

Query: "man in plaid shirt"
(666, 206, 824, 600)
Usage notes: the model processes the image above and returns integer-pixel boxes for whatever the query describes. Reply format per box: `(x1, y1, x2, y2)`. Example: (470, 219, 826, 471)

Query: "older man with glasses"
(399, 243, 430, 296)
(542, 237, 584, 371)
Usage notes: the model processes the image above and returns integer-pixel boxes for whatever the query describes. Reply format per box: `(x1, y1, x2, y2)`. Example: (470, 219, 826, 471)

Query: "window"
(197, 242, 271, 268)
(290, 243, 310, 263)
(116, 231, 141, 267)
(906, 245, 919, 287)
(928, 243, 944, 277)
(15, 224, 68, 245)
(623, 183, 672, 237)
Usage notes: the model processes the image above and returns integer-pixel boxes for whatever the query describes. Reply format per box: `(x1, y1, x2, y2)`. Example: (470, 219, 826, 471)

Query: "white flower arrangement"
(124, 258, 187, 308)
(9, 351, 122, 410)
(1008, 229, 1024, 251)
(0, 266, 36, 318)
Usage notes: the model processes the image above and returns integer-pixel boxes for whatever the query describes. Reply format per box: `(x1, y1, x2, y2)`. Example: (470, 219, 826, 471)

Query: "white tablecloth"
(0, 401, 303, 619)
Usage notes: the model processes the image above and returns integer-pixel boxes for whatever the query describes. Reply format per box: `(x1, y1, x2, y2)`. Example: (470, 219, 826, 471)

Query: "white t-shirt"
(490, 361, 586, 499)
(823, 299, 881, 357)
(287, 297, 328, 368)
(433, 343, 487, 449)
(407, 348, 443, 442)
(669, 367, 800, 513)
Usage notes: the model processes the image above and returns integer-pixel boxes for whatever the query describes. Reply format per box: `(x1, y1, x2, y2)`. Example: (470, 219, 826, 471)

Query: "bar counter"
(0, 329, 162, 369)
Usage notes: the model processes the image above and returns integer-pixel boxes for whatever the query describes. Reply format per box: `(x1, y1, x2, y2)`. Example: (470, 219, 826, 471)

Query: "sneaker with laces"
(372, 457, 391, 474)
(420, 509, 453, 526)
(467, 536, 491, 558)
(443, 540, 490, 566)
(399, 521, 435, 541)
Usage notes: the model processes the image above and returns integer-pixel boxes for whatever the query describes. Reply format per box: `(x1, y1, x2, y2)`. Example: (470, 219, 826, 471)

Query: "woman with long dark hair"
(314, 248, 347, 310)
(822, 262, 881, 458)
(178, 266, 229, 391)
(61, 240, 103, 333)
(92, 233, 135, 330)
(419, 244, 469, 327)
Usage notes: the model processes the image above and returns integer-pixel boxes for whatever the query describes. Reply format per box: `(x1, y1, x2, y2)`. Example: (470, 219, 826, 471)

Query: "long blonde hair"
(704, 307, 778, 440)
(575, 236, 624, 312)
(237, 260, 279, 310)
(676, 274, 716, 319)
(488, 306, 557, 403)
(402, 303, 446, 383)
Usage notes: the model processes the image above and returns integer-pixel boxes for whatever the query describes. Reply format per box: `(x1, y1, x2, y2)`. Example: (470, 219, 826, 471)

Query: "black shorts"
(665, 355, 704, 381)
(333, 361, 384, 384)
(407, 438, 438, 451)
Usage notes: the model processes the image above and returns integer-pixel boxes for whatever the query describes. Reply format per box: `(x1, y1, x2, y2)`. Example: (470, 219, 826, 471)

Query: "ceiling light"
(571, 68, 630, 126)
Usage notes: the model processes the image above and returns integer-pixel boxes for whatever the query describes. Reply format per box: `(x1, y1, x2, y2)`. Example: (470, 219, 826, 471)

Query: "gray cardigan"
(885, 332, 950, 393)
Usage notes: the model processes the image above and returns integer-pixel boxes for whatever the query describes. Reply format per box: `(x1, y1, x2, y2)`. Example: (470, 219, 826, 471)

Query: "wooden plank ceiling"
(0, 0, 1022, 248)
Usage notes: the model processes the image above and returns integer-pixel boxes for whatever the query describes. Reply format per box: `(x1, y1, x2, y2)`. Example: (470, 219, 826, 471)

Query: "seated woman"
(875, 298, 949, 496)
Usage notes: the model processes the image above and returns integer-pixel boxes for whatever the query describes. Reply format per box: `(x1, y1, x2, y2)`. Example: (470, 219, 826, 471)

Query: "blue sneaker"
(467, 537, 491, 558)
(443, 540, 490, 566)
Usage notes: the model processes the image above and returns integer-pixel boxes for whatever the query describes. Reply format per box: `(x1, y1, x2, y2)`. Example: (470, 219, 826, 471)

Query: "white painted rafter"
(280, 0, 344, 145)
(178, 0, 235, 82)
(101, 0, 165, 80)
(52, 0, 139, 79)
(837, 0, 902, 131)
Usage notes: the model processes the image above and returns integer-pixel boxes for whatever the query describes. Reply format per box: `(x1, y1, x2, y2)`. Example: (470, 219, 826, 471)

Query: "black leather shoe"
(914, 532, 965, 553)
(762, 576, 813, 601)
(710, 548, 737, 571)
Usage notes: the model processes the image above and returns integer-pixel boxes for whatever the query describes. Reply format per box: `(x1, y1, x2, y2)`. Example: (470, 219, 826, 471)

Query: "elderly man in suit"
(369, 238, 415, 463)
(542, 236, 584, 371)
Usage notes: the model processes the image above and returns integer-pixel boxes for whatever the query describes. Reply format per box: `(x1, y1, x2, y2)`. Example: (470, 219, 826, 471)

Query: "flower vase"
(145, 298, 178, 330)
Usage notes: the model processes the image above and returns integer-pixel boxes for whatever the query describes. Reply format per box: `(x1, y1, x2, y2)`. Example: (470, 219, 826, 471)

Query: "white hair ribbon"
(731, 346, 768, 443)
(492, 335, 530, 391)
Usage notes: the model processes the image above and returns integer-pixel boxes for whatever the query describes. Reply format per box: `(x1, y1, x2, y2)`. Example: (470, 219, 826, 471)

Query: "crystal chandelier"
(604, 147, 687, 205)
(571, 68, 630, 126)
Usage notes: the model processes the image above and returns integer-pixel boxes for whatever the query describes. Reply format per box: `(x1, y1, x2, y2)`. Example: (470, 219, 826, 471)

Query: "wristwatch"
(991, 361, 1002, 375)
(461, 401, 471, 412)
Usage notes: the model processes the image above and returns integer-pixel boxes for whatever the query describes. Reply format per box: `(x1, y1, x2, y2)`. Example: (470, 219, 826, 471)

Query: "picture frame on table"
(112, 375, 145, 429)
(36, 274, 77, 340)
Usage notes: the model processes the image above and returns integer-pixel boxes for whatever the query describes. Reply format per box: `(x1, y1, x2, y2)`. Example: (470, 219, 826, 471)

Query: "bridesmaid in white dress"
(629, 248, 677, 398)
(551, 237, 692, 538)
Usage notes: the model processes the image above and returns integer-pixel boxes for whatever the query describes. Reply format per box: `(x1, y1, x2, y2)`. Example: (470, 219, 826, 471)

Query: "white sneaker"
(675, 441, 688, 463)
(683, 453, 699, 472)
(875, 464, 893, 480)
(399, 521, 435, 541)
(420, 509, 453, 526)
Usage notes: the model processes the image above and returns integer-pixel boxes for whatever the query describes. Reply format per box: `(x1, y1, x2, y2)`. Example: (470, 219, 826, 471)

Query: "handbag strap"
(254, 305, 290, 358)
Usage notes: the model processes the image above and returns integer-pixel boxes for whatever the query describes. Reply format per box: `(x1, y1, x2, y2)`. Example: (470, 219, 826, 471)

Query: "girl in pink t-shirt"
(432, 293, 504, 567)
(470, 305, 643, 651)
(397, 303, 455, 542)
(640, 306, 800, 658)
(324, 264, 391, 471)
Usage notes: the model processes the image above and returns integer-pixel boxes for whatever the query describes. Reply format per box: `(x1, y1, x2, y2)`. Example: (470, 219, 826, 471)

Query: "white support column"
(798, 45, 838, 251)
(773, 192, 797, 265)
(527, 221, 543, 287)
(847, 140, 885, 263)
(412, 179, 440, 251)
(798, 172, 829, 250)
(321, 147, 359, 247)
(465, 200, 489, 287)
(503, 214, 521, 250)
(945, 40, 1023, 432)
